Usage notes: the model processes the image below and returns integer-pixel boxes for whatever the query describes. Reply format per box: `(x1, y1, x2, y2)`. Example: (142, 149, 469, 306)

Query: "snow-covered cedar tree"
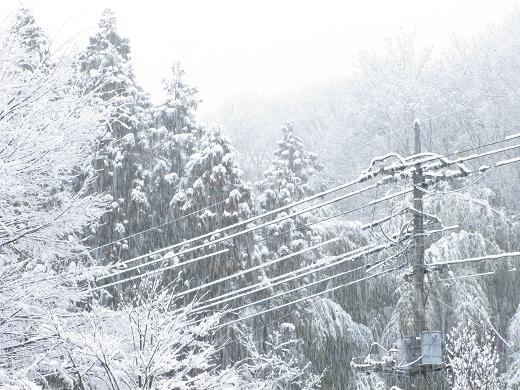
(234, 322, 322, 390)
(447, 322, 501, 389)
(169, 127, 255, 296)
(143, 63, 204, 252)
(9, 7, 49, 69)
(76, 9, 156, 267)
(299, 298, 372, 390)
(255, 122, 323, 287)
(0, 10, 106, 387)
(154, 62, 200, 136)
(168, 126, 260, 366)
(258, 122, 322, 212)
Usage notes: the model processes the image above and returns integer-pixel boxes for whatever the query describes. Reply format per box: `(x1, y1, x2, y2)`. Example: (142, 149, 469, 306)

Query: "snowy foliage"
(447, 322, 501, 389)
(300, 298, 372, 390)
(76, 9, 156, 265)
(235, 323, 321, 390)
(5, 5, 520, 390)
(59, 284, 223, 389)
(256, 124, 324, 283)
(0, 9, 106, 386)
(258, 123, 323, 211)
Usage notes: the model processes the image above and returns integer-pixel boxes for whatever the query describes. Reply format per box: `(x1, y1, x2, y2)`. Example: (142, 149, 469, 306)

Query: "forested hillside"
(2, 6, 520, 390)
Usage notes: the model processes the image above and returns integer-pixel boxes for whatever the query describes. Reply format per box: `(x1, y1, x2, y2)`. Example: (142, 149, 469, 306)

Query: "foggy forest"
(3, 3, 520, 389)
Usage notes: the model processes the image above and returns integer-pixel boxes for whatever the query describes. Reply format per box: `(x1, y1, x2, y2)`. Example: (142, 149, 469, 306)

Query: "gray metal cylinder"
(397, 336, 417, 368)
(421, 330, 443, 365)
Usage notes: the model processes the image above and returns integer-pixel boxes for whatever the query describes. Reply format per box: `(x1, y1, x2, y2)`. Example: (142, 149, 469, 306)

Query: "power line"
(191, 211, 409, 312)
(199, 224, 456, 319)
(86, 248, 229, 293)
(91, 133, 520, 294)
(92, 139, 520, 291)
(89, 190, 412, 291)
(204, 128, 520, 365)
(447, 266, 510, 347)
(89, 165, 318, 252)
(91, 185, 414, 289)
(100, 128, 517, 270)
(427, 291, 505, 346)
(191, 240, 402, 314)
(167, 237, 341, 301)
(215, 263, 406, 330)
(219, 242, 411, 318)
(427, 251, 520, 268)
(211, 193, 520, 331)
(111, 133, 520, 274)
(100, 99, 495, 253)
(427, 271, 496, 283)
(98, 135, 520, 283)
(93, 166, 384, 261)
(96, 180, 398, 281)
(119, 207, 409, 299)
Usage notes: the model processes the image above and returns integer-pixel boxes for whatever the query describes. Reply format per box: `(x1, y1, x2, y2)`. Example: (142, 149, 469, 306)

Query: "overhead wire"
(447, 266, 510, 347)
(94, 127, 520, 264)
(220, 242, 412, 318)
(191, 239, 405, 314)
(89, 143, 520, 296)
(89, 165, 320, 252)
(89, 184, 417, 291)
(92, 99, 488, 255)
(200, 223, 457, 321)
(86, 249, 229, 293)
(427, 251, 520, 268)
(207, 120, 520, 355)
(214, 262, 407, 330)
(203, 161, 520, 329)
(190, 210, 410, 311)
(94, 180, 400, 281)
(141, 134, 520, 268)
(215, 221, 497, 348)
(91, 134, 520, 289)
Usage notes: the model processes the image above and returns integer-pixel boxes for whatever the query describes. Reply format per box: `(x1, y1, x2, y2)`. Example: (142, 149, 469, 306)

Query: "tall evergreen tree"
(170, 127, 256, 297)
(10, 8, 49, 69)
(256, 123, 323, 282)
(170, 127, 258, 366)
(145, 64, 203, 250)
(77, 10, 154, 267)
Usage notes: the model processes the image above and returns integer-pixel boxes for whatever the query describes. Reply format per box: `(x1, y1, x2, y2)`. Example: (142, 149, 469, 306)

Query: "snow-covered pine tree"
(256, 122, 323, 280)
(170, 127, 255, 298)
(76, 9, 155, 268)
(10, 7, 49, 69)
(169, 127, 259, 366)
(145, 63, 203, 251)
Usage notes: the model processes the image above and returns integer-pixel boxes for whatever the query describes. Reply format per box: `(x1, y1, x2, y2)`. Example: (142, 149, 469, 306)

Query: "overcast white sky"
(3, 0, 519, 116)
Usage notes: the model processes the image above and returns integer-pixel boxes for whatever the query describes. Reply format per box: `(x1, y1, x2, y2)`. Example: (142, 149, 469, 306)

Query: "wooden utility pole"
(412, 120, 426, 335)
